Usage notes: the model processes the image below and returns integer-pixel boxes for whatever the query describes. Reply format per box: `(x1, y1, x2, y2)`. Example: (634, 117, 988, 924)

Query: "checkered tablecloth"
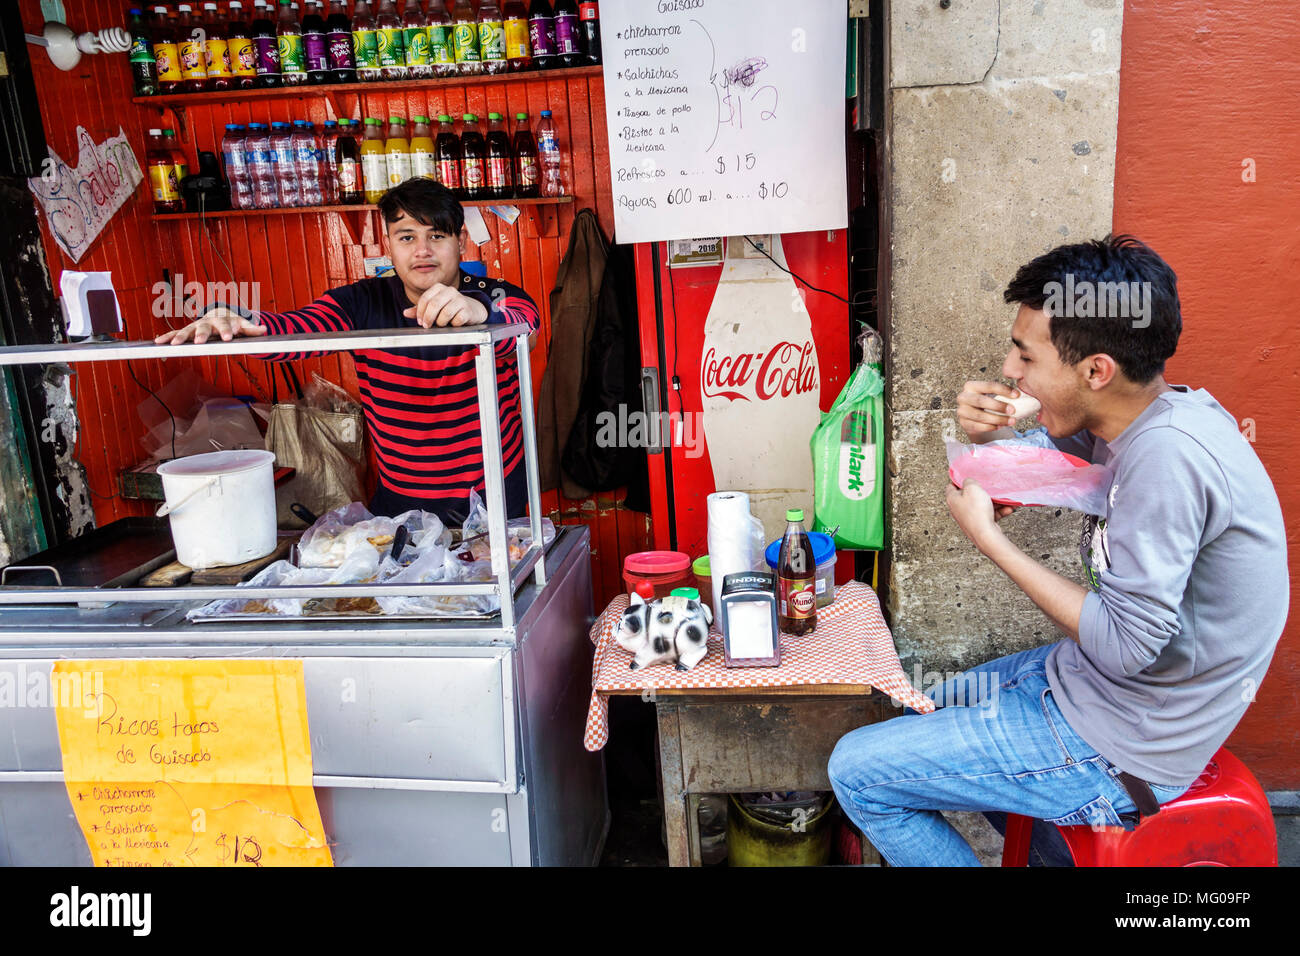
(583, 581, 935, 751)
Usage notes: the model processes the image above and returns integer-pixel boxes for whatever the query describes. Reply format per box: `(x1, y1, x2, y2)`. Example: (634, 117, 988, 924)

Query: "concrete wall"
(884, 0, 1124, 673)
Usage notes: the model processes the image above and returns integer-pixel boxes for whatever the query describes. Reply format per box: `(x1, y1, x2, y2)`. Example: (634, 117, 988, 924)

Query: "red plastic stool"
(1001, 748, 1277, 866)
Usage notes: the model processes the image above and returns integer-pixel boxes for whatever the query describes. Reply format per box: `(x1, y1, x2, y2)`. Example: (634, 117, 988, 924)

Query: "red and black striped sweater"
(256, 269, 540, 510)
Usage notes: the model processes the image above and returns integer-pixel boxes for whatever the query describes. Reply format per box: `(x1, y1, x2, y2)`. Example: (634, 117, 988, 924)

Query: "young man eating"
(156, 179, 540, 525)
(828, 235, 1289, 866)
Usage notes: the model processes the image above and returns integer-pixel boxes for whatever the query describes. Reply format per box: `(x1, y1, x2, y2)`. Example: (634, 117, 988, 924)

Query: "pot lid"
(156, 449, 275, 478)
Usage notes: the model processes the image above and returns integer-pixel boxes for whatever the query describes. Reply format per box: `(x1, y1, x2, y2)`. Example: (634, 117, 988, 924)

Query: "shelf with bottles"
(151, 195, 573, 238)
(130, 1, 605, 106)
(131, 64, 603, 109)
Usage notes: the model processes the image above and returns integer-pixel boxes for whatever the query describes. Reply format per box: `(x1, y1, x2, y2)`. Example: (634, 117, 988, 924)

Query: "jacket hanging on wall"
(537, 210, 648, 508)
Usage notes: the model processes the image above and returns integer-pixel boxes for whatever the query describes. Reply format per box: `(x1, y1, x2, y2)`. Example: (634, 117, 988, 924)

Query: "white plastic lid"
(148, 128, 162, 135)
(157, 449, 275, 478)
(178, 4, 192, 10)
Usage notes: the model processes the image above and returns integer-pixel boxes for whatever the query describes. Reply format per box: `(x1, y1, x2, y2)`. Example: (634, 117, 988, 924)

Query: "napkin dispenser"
(720, 571, 781, 668)
(59, 271, 123, 339)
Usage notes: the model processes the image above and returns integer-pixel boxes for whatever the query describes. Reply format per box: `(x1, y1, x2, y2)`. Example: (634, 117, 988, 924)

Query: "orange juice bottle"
(409, 115, 435, 179)
(385, 115, 411, 187)
(361, 117, 387, 202)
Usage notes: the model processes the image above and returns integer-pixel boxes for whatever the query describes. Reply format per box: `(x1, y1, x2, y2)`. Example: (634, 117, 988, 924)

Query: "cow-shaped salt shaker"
(616, 593, 713, 671)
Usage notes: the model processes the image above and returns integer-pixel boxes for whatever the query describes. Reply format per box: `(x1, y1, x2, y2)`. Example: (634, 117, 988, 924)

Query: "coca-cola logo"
(701, 340, 818, 402)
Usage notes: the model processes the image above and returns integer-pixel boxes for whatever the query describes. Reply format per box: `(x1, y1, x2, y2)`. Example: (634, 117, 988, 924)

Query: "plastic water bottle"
(537, 108, 562, 196)
(293, 120, 322, 205)
(269, 121, 300, 206)
(221, 124, 253, 209)
(244, 122, 277, 208)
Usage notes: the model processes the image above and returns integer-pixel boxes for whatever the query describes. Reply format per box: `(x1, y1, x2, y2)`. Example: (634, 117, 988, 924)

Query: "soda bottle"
(277, 0, 308, 85)
(361, 117, 387, 202)
(146, 129, 182, 212)
(175, 4, 209, 93)
(484, 112, 513, 199)
(150, 6, 182, 94)
(503, 0, 530, 72)
(201, 3, 232, 91)
(478, 0, 507, 75)
(162, 129, 189, 186)
(460, 113, 486, 200)
(527, 0, 554, 71)
(428, 1, 456, 77)
(127, 8, 157, 96)
(434, 114, 462, 192)
(226, 1, 258, 88)
(385, 116, 412, 187)
(324, 0, 356, 82)
(409, 116, 435, 179)
(777, 509, 817, 636)
(336, 119, 364, 204)
(351, 1, 380, 81)
(302, 0, 330, 83)
(536, 108, 562, 196)
(578, 0, 600, 65)
(319, 119, 340, 202)
(401, 0, 432, 79)
(450, 0, 481, 75)
(511, 111, 539, 197)
(552, 0, 579, 68)
(375, 0, 408, 80)
(221, 124, 253, 209)
(270, 121, 300, 206)
(252, 1, 282, 86)
(293, 120, 323, 205)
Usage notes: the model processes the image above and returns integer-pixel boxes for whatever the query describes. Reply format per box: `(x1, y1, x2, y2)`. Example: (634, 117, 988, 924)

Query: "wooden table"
(608, 683, 891, 866)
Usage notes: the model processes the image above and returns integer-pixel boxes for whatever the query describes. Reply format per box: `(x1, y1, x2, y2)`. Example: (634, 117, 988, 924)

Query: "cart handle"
(1, 565, 64, 586)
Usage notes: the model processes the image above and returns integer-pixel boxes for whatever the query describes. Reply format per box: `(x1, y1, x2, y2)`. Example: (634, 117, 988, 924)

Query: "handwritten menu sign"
(54, 659, 332, 867)
(600, 0, 847, 244)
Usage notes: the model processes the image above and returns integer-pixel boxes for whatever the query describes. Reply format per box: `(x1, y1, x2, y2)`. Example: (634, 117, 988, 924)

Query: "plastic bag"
(810, 354, 885, 551)
(301, 545, 384, 615)
(944, 431, 1113, 516)
(265, 370, 366, 528)
(298, 502, 398, 568)
(459, 490, 556, 564)
(186, 560, 334, 619)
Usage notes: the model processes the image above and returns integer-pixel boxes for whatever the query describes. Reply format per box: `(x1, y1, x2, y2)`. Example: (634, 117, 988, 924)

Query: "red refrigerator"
(632, 230, 851, 565)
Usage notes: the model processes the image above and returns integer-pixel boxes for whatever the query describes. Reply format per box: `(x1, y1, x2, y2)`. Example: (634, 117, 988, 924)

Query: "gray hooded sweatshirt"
(1044, 385, 1288, 787)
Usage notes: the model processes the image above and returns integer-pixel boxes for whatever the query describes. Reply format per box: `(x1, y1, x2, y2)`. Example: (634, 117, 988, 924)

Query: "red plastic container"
(623, 551, 693, 599)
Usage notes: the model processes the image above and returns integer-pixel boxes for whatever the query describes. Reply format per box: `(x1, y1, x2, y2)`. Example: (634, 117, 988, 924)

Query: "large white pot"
(156, 450, 277, 570)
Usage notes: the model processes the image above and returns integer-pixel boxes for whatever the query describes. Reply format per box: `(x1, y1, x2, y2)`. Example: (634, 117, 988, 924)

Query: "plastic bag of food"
(944, 432, 1113, 516)
(302, 544, 384, 615)
(390, 509, 452, 565)
(458, 490, 556, 563)
(185, 560, 335, 619)
(298, 502, 399, 568)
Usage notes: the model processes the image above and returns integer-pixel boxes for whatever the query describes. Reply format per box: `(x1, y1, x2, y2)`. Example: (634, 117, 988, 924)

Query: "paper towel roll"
(707, 491, 765, 620)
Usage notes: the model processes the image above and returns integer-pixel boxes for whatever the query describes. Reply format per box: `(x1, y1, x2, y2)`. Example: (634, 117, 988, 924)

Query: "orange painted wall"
(1115, 1, 1300, 788)
(19, 0, 650, 609)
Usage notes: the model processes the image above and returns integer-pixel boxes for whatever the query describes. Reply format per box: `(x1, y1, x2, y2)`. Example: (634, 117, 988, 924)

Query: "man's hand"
(403, 283, 489, 328)
(957, 380, 1020, 442)
(946, 478, 1009, 554)
(154, 307, 266, 344)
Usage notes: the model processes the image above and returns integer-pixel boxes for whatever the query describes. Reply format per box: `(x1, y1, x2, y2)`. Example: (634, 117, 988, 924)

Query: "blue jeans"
(828, 642, 1190, 866)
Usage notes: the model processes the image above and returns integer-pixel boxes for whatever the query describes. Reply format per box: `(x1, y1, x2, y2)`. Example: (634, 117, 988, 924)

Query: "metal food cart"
(0, 324, 608, 866)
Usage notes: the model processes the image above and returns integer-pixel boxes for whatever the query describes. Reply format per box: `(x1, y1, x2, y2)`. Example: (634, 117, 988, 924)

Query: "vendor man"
(828, 235, 1289, 866)
(156, 179, 540, 525)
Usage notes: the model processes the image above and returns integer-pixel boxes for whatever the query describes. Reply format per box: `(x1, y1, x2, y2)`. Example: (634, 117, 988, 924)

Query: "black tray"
(0, 518, 176, 589)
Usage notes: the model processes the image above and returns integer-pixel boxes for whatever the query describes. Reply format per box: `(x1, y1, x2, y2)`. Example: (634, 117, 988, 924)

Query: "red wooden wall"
(1115, 1, 1300, 789)
(18, 0, 650, 609)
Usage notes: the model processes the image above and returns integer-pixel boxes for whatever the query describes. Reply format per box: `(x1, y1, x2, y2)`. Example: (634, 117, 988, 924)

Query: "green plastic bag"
(810, 359, 885, 550)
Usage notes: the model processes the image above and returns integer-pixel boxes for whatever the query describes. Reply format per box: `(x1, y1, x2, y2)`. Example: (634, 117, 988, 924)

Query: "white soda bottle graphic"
(699, 235, 822, 542)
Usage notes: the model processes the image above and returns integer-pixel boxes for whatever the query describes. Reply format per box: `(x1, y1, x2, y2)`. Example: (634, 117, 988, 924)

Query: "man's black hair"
(377, 178, 464, 236)
(1003, 234, 1181, 384)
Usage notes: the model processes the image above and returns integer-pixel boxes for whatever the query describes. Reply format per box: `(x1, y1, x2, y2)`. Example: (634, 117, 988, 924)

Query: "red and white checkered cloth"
(583, 581, 935, 751)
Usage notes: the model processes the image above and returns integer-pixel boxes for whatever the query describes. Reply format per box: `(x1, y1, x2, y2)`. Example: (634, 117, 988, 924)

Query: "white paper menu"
(599, 0, 849, 244)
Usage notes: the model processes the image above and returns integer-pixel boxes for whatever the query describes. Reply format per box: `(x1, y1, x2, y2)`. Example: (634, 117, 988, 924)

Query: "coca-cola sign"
(701, 341, 818, 402)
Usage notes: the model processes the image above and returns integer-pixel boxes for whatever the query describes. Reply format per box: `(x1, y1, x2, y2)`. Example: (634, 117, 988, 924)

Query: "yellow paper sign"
(54, 659, 333, 867)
